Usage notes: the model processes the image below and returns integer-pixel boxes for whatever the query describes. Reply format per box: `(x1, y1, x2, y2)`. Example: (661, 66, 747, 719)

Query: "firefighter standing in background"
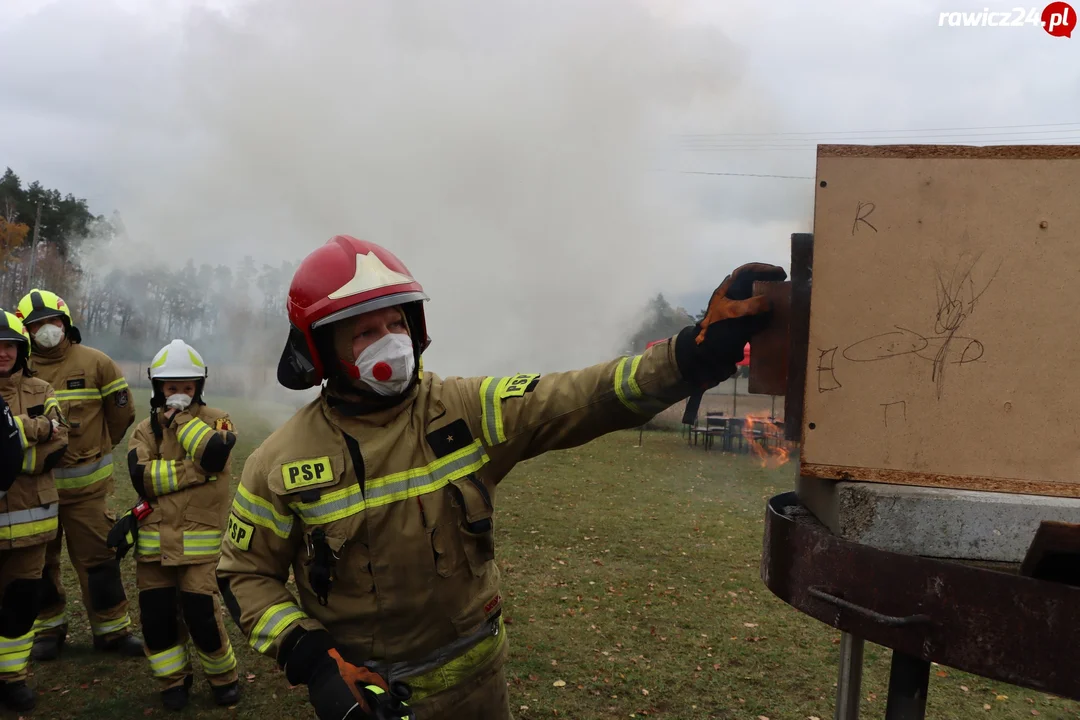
(107, 339, 241, 711)
(216, 235, 786, 720)
(0, 310, 68, 712)
(15, 289, 142, 660)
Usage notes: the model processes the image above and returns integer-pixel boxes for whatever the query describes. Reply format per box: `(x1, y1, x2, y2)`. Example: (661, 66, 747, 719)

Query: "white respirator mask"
(165, 394, 193, 411)
(34, 324, 64, 349)
(353, 333, 416, 396)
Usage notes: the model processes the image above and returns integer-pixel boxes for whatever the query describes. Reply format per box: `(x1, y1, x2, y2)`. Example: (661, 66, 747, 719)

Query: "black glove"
(281, 629, 414, 720)
(106, 503, 149, 562)
(675, 262, 788, 388)
(0, 395, 22, 491)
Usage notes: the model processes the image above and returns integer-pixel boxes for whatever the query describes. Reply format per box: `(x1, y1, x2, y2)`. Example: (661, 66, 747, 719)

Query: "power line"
(676, 121, 1080, 138)
(670, 170, 815, 179)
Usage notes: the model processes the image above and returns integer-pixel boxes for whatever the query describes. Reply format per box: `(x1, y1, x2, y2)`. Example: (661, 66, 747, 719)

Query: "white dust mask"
(165, 393, 193, 411)
(354, 333, 415, 396)
(34, 324, 64, 349)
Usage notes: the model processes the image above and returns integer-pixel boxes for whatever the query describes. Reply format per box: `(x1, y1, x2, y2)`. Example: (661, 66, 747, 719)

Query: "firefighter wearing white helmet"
(15, 288, 140, 662)
(107, 339, 242, 711)
(0, 310, 67, 712)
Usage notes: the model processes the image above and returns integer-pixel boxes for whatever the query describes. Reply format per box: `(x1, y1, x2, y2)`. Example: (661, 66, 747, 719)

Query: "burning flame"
(741, 412, 791, 469)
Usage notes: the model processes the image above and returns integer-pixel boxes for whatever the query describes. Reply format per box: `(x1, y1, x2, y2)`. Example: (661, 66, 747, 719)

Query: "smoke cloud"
(5, 0, 798, 389)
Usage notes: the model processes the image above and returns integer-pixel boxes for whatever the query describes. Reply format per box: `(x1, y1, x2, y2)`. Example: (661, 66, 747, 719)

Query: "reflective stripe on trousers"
(0, 630, 33, 675)
(53, 454, 113, 490)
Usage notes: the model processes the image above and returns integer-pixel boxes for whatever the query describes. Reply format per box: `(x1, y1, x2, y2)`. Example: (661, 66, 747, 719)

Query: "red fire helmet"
(277, 235, 430, 390)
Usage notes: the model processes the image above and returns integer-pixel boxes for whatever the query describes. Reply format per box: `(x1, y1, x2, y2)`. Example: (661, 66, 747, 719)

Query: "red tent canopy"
(644, 340, 750, 367)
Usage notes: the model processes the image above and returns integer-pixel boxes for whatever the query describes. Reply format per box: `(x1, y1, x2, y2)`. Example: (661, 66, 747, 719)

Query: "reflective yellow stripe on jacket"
(53, 453, 113, 490)
(178, 418, 213, 457)
(53, 378, 129, 405)
(182, 530, 222, 556)
(286, 440, 489, 526)
(149, 459, 179, 495)
(249, 602, 308, 654)
(404, 617, 506, 702)
(0, 504, 59, 541)
(137, 530, 161, 557)
(614, 355, 669, 416)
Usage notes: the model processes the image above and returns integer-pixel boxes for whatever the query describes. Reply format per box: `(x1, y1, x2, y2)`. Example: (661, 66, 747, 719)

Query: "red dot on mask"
(372, 362, 393, 382)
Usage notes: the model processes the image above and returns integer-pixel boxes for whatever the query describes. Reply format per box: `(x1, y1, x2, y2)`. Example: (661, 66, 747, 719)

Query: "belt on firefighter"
(364, 614, 505, 702)
(53, 453, 113, 490)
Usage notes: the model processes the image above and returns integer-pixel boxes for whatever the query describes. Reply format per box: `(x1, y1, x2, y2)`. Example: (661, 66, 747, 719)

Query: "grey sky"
(0, 0, 1076, 376)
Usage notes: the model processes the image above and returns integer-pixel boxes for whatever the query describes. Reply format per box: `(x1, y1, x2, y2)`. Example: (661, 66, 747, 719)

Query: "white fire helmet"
(148, 339, 208, 407)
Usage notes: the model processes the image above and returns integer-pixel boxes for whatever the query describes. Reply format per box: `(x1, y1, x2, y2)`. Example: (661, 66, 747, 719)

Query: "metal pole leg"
(834, 632, 864, 720)
(884, 650, 931, 720)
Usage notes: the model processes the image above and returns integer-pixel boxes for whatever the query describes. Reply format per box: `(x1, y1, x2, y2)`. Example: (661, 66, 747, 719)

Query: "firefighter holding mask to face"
(0, 310, 68, 712)
(15, 289, 141, 661)
(216, 235, 785, 720)
(107, 339, 241, 711)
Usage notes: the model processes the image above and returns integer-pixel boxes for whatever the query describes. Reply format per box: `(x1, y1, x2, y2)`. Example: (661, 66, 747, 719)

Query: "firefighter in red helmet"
(217, 235, 785, 720)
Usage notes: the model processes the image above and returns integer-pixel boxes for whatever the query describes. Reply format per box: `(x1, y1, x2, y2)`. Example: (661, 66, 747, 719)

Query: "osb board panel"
(800, 145, 1080, 498)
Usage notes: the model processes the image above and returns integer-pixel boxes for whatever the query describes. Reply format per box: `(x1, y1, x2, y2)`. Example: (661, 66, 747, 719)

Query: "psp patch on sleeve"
(281, 456, 334, 491)
(226, 514, 254, 551)
(499, 373, 540, 399)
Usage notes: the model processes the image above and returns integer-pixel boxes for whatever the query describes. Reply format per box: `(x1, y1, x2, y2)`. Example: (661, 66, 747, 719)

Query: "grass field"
(17, 390, 1080, 719)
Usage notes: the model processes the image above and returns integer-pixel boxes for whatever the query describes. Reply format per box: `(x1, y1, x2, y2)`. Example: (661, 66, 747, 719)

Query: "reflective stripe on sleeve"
(249, 602, 308, 654)
(614, 355, 670, 416)
(137, 530, 161, 557)
(100, 378, 129, 397)
(479, 377, 510, 445)
(231, 485, 294, 539)
(149, 459, 179, 495)
(178, 418, 214, 457)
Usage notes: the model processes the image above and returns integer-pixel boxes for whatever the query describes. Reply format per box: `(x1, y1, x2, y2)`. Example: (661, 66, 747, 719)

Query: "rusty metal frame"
(762, 492, 1080, 718)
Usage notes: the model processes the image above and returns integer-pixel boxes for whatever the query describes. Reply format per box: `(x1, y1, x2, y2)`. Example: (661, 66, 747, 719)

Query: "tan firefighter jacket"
(217, 338, 693, 683)
(0, 370, 68, 548)
(128, 404, 236, 566)
(31, 338, 135, 501)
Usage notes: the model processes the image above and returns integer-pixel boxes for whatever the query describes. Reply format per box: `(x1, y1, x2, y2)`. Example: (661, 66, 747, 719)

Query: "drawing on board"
(841, 252, 1001, 399)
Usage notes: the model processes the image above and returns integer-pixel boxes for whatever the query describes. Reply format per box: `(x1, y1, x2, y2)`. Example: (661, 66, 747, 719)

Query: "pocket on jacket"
(448, 477, 495, 577)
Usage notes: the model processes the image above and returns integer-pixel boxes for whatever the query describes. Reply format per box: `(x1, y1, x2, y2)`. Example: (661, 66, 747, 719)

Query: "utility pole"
(26, 202, 40, 289)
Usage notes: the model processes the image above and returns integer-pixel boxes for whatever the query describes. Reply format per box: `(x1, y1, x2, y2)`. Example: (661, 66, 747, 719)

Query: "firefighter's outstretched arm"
(98, 357, 135, 446)
(217, 450, 402, 720)
(456, 262, 787, 481)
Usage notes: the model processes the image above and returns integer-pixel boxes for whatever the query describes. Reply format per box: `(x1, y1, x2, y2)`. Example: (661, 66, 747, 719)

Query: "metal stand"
(834, 632, 864, 720)
(884, 651, 931, 720)
(762, 492, 1080, 719)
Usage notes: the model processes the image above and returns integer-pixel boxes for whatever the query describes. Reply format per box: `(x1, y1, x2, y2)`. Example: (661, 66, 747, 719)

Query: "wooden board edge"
(800, 462, 1080, 499)
(816, 144, 1080, 160)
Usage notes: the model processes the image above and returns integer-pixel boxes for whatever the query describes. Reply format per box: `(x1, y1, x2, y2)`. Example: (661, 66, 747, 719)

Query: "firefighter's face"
(341, 306, 410, 361)
(25, 317, 64, 335)
(162, 380, 197, 398)
(0, 342, 17, 374)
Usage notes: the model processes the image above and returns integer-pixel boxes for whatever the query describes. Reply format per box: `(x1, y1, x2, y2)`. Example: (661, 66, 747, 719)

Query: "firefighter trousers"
(136, 559, 238, 691)
(35, 491, 133, 643)
(0, 544, 47, 683)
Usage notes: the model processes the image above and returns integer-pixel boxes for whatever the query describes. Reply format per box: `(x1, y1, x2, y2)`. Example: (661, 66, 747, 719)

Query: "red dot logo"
(372, 362, 393, 382)
(1043, 1, 1076, 36)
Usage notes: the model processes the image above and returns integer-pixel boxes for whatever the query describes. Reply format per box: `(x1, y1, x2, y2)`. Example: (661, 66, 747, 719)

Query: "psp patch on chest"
(281, 456, 334, 491)
(66, 378, 86, 390)
(226, 514, 254, 551)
